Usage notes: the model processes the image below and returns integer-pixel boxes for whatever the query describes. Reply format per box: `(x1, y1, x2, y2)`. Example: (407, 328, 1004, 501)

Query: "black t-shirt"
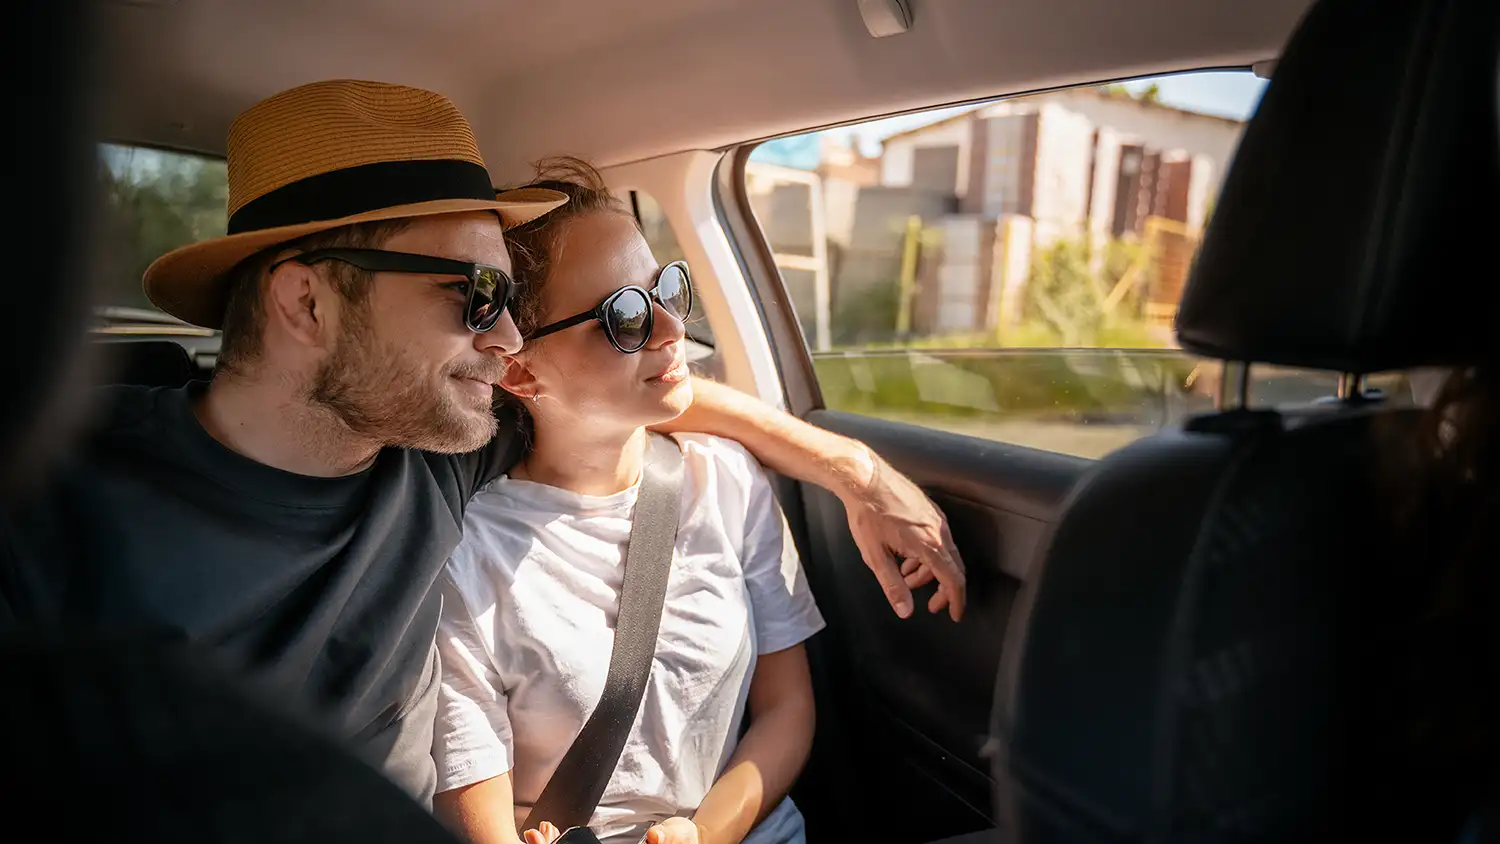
(0, 383, 523, 803)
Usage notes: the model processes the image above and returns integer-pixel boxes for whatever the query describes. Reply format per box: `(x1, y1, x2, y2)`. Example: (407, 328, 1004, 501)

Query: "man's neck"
(515, 421, 646, 497)
(194, 374, 382, 478)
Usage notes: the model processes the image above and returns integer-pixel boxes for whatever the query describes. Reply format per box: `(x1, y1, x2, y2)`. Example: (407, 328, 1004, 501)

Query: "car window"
(97, 144, 227, 319)
(742, 70, 1415, 458)
(631, 189, 723, 380)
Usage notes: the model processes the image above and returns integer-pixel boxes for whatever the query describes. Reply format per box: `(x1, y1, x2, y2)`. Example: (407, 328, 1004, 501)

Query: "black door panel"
(792, 412, 1089, 842)
(814, 412, 1087, 523)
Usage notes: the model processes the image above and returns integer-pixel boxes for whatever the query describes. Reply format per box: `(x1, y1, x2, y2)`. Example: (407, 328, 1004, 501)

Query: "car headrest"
(95, 340, 198, 388)
(1175, 0, 1500, 374)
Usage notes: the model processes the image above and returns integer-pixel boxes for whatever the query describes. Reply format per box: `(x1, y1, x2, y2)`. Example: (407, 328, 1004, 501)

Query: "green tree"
(97, 145, 228, 310)
(1101, 236, 1150, 318)
(1096, 82, 1163, 106)
(1024, 238, 1101, 345)
(1021, 234, 1152, 347)
(831, 280, 901, 347)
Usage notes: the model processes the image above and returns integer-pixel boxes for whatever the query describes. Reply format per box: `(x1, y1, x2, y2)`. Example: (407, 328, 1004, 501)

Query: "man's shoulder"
(416, 404, 528, 497)
(78, 383, 185, 445)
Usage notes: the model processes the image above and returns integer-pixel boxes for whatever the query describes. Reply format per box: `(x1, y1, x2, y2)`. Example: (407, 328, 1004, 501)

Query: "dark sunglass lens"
(656, 265, 691, 319)
(608, 289, 652, 351)
(468, 268, 505, 332)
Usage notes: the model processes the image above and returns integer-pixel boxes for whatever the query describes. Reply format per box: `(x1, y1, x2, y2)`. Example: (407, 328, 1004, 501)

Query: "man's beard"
(308, 311, 500, 454)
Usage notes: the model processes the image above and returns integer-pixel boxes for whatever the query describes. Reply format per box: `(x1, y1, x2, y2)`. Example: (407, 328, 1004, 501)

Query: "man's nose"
(475, 310, 523, 355)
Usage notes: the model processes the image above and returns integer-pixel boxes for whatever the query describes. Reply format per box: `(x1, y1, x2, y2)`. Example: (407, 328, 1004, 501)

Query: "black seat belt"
(522, 432, 685, 834)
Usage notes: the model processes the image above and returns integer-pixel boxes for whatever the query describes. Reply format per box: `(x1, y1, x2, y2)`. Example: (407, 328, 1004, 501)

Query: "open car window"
(742, 70, 1419, 458)
(97, 144, 227, 323)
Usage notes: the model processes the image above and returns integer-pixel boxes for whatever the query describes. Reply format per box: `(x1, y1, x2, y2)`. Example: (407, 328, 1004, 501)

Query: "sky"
(752, 70, 1269, 170)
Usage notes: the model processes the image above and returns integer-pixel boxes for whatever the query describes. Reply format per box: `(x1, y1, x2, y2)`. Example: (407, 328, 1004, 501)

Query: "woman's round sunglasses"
(524, 261, 693, 354)
(270, 247, 514, 334)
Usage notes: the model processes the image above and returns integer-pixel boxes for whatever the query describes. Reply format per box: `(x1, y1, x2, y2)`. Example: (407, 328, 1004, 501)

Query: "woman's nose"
(648, 300, 686, 348)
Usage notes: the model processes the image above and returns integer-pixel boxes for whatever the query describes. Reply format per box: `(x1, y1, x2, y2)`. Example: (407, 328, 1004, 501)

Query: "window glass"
(97, 144, 227, 320)
(743, 70, 1395, 458)
(632, 190, 722, 380)
(816, 348, 1217, 457)
(1247, 367, 1420, 408)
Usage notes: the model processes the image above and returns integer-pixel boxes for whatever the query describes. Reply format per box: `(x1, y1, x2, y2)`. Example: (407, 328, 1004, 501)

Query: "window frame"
(712, 69, 1273, 447)
(629, 189, 717, 351)
(713, 146, 825, 419)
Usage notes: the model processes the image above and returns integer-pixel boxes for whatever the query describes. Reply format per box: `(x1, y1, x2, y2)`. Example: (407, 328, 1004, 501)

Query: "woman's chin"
(643, 381, 693, 427)
(665, 380, 694, 413)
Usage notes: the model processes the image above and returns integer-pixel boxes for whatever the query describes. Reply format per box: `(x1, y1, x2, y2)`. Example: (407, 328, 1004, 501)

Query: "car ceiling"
(98, 0, 1310, 180)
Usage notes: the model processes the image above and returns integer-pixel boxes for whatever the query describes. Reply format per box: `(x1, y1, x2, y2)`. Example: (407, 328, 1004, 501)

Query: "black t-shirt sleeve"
(359, 639, 443, 806)
(449, 403, 530, 502)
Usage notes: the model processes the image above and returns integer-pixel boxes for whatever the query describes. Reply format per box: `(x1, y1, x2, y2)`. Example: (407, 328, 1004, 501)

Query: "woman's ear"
(498, 354, 543, 401)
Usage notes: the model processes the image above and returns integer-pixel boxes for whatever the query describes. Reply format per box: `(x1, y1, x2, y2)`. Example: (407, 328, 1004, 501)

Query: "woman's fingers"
(523, 821, 561, 844)
(646, 817, 699, 844)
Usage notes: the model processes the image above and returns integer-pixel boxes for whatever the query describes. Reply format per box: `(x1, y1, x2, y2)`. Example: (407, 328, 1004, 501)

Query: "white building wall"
(980, 113, 1031, 218)
(1088, 126, 1122, 243)
(880, 118, 974, 197)
(936, 217, 984, 332)
(1185, 152, 1217, 230)
(1045, 89, 1244, 192)
(1029, 103, 1096, 244)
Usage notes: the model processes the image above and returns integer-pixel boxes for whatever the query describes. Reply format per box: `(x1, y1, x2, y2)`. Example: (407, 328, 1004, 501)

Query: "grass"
(811, 340, 1417, 460)
(812, 347, 1209, 428)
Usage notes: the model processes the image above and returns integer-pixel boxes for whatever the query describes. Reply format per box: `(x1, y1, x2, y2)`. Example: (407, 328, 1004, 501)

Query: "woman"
(1366, 362, 1498, 841)
(431, 158, 824, 844)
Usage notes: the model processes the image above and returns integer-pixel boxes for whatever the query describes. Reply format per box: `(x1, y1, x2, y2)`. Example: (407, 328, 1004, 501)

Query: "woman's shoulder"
(666, 432, 765, 484)
(449, 482, 538, 579)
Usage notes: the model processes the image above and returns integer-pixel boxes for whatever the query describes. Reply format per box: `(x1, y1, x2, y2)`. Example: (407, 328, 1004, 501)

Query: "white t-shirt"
(434, 433, 826, 844)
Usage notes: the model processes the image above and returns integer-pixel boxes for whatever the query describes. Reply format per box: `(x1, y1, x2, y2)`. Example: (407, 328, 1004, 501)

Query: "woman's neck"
(513, 421, 648, 497)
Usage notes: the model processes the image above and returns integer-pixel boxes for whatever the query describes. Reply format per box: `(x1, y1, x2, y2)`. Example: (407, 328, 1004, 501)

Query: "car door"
(617, 68, 1420, 842)
(702, 70, 1410, 844)
(787, 413, 1088, 842)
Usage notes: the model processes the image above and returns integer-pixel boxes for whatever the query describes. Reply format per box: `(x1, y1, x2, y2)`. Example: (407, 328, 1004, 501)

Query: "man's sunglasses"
(270, 247, 515, 334)
(525, 261, 693, 354)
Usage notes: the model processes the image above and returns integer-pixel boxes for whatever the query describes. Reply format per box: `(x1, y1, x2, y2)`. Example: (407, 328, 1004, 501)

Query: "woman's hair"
(503, 156, 636, 338)
(1378, 362, 1499, 833)
(1417, 366, 1498, 505)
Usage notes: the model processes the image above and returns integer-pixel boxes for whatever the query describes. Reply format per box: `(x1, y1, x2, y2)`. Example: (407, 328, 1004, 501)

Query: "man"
(0, 79, 963, 803)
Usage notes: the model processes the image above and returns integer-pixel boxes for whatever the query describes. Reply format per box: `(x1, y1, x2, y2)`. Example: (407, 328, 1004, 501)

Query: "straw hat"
(143, 79, 568, 329)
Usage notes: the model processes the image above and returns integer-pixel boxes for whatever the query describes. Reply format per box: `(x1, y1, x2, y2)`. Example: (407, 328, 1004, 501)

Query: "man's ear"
(264, 257, 337, 350)
(498, 354, 542, 401)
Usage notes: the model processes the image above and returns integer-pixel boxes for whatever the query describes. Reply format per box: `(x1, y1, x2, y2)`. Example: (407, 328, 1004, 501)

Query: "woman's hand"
(644, 817, 702, 844)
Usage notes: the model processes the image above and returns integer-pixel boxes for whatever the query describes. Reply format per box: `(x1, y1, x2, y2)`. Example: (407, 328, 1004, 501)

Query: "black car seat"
(991, 0, 1499, 841)
(93, 339, 198, 387)
(2, 0, 102, 502)
(3, 629, 466, 843)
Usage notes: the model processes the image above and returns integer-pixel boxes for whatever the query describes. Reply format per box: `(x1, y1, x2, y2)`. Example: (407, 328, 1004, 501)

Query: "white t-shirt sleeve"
(735, 446, 827, 655)
(432, 570, 515, 793)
